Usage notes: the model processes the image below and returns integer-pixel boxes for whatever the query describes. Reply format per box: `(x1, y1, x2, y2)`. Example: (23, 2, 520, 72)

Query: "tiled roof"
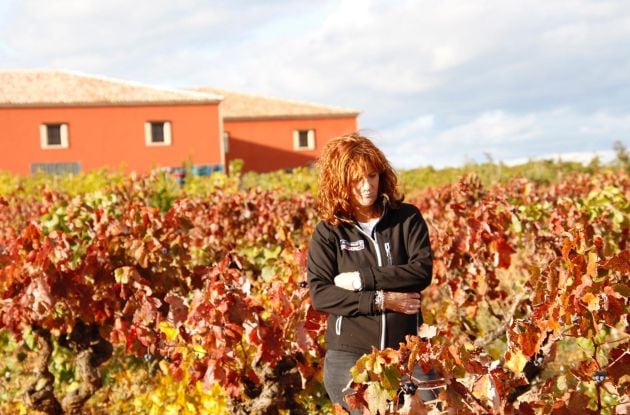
(0, 69, 222, 107)
(195, 87, 360, 120)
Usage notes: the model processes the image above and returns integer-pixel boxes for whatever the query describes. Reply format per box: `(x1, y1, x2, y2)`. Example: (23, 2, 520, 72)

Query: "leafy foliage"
(346, 171, 629, 414)
(0, 166, 628, 414)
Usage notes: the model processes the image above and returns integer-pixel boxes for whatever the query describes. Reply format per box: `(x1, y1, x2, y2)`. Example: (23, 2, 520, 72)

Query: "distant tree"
(613, 140, 629, 172)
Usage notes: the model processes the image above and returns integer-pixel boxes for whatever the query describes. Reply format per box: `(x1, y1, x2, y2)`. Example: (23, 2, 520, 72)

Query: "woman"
(307, 133, 435, 413)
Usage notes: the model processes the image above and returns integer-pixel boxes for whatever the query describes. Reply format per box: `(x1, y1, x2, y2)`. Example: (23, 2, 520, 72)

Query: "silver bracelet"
(375, 290, 385, 312)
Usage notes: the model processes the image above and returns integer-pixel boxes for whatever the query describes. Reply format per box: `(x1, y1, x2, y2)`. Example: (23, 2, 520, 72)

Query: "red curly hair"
(316, 133, 404, 226)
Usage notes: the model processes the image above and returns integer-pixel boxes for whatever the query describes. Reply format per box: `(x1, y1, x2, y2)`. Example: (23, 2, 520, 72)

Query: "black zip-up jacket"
(307, 202, 433, 355)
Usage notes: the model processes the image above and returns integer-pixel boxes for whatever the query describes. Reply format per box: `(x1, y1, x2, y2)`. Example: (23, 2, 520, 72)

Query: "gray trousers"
(323, 349, 439, 414)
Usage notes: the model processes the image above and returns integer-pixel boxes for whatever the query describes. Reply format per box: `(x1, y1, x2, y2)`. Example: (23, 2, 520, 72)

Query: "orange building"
(0, 70, 360, 176)
(195, 88, 360, 173)
(0, 70, 223, 175)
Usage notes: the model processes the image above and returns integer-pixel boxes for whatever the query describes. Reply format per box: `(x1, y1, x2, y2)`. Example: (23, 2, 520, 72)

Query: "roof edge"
(194, 86, 361, 114)
(54, 69, 225, 101)
(0, 101, 221, 109)
(224, 113, 361, 122)
(0, 68, 224, 104)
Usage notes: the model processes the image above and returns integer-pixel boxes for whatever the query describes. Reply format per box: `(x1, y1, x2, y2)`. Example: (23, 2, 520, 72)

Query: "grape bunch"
(400, 381, 418, 395)
(592, 370, 607, 384)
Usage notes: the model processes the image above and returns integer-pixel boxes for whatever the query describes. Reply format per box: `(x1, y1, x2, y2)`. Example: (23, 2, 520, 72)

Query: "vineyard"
(0, 167, 628, 414)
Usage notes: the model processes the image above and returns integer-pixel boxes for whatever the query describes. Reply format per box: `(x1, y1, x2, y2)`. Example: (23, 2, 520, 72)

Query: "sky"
(1, 0, 629, 169)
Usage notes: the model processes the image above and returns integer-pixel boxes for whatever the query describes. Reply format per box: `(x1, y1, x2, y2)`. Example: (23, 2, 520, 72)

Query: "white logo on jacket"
(339, 239, 365, 251)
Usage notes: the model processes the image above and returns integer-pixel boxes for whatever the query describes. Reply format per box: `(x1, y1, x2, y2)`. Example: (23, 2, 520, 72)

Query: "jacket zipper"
(355, 225, 387, 350)
(382, 242, 418, 336)
(384, 242, 392, 266)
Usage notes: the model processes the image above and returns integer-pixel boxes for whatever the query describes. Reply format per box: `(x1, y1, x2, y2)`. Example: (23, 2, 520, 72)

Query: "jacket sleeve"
(307, 222, 376, 317)
(360, 207, 433, 292)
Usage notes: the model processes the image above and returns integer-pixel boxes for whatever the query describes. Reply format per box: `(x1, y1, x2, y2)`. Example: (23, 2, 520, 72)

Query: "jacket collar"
(334, 194, 391, 225)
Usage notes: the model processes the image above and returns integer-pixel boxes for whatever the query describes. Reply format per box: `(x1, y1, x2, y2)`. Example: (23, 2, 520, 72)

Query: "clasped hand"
(333, 272, 421, 314)
(383, 291, 422, 315)
(333, 272, 359, 290)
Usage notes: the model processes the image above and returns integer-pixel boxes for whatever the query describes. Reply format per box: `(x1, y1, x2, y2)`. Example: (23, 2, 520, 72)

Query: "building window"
(293, 129, 315, 151)
(145, 121, 172, 146)
(40, 123, 69, 149)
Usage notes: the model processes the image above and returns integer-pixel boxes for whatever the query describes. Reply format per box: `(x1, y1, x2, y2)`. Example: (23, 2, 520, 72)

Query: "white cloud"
(1, 0, 629, 169)
(379, 115, 435, 143)
(381, 108, 630, 169)
(578, 112, 630, 135)
(437, 111, 541, 145)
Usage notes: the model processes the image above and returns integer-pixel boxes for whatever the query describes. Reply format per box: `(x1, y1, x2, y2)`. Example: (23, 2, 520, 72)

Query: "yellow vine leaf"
(581, 292, 600, 312)
(159, 321, 178, 341)
(365, 382, 391, 415)
(504, 349, 528, 374)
